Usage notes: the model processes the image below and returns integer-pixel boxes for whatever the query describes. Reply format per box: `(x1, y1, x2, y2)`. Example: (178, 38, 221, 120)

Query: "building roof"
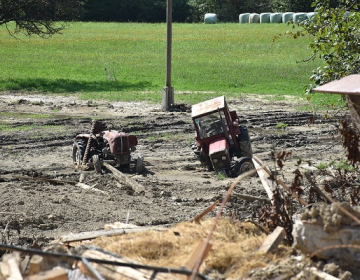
(313, 74, 360, 96)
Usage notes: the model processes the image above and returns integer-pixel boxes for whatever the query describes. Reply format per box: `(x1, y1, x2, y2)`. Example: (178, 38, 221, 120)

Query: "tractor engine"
(100, 131, 137, 165)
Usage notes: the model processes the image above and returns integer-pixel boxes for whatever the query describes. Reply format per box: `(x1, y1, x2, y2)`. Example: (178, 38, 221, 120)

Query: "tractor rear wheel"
(238, 125, 253, 158)
(72, 139, 86, 166)
(234, 157, 256, 177)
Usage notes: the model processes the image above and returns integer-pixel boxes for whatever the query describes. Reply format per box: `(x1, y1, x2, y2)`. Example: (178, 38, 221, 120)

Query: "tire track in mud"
(0, 98, 347, 248)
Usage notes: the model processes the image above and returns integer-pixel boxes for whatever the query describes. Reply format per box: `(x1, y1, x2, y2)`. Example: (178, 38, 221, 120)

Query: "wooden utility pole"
(162, 0, 174, 111)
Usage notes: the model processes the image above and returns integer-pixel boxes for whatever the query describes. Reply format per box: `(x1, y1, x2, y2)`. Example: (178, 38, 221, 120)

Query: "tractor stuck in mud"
(72, 120, 143, 174)
(191, 96, 255, 176)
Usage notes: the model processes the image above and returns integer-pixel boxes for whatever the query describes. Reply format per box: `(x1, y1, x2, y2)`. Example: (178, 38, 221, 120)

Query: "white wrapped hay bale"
(204, 13, 217, 24)
(307, 12, 316, 19)
(239, 13, 250, 23)
(293, 12, 307, 23)
(282, 12, 294, 23)
(260, 13, 270, 23)
(270, 13, 282, 23)
(249, 13, 260, 23)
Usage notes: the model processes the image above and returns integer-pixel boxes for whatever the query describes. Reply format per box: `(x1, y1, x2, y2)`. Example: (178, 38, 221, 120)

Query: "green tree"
(0, 0, 85, 37)
(286, 0, 360, 94)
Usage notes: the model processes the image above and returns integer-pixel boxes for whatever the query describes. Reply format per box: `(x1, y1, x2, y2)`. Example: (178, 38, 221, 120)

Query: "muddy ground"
(0, 92, 346, 249)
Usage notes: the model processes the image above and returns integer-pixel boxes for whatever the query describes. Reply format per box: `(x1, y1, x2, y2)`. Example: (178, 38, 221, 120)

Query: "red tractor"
(191, 96, 254, 176)
(72, 120, 143, 174)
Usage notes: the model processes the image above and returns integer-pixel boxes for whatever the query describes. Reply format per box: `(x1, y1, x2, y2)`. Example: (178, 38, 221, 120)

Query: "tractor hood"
(209, 138, 228, 156)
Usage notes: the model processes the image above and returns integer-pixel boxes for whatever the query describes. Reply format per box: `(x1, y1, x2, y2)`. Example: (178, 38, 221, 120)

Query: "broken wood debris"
(258, 226, 286, 254)
(191, 200, 219, 224)
(75, 182, 108, 195)
(50, 225, 167, 244)
(253, 156, 308, 206)
(12, 176, 78, 186)
(0, 243, 206, 280)
(103, 162, 148, 195)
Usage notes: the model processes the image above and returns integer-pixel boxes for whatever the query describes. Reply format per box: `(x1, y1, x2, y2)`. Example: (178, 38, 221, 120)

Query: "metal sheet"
(191, 96, 225, 118)
(313, 74, 360, 95)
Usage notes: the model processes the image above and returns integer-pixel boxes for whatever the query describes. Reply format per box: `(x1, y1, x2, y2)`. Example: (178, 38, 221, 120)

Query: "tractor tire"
(135, 155, 143, 174)
(199, 152, 213, 171)
(238, 125, 253, 158)
(92, 154, 102, 174)
(72, 139, 86, 166)
(234, 157, 256, 177)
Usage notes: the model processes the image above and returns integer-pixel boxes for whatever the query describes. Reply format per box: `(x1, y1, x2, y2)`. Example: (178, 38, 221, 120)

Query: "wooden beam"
(103, 162, 148, 195)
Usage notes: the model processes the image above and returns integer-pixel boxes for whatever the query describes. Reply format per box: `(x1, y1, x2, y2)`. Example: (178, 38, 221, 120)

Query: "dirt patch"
(0, 92, 348, 275)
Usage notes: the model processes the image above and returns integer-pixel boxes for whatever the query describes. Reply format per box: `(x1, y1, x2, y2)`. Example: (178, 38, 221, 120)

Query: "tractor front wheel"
(233, 157, 256, 177)
(72, 139, 86, 167)
(135, 155, 143, 174)
(92, 154, 102, 174)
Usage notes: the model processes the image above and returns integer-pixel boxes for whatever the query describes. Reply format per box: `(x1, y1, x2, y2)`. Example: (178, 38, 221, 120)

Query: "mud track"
(0, 93, 345, 248)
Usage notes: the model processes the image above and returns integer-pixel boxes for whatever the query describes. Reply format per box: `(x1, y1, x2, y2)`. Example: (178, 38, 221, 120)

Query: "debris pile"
(293, 202, 360, 265)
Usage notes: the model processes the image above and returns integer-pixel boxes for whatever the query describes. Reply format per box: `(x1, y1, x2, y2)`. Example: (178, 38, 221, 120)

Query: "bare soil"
(0, 92, 344, 250)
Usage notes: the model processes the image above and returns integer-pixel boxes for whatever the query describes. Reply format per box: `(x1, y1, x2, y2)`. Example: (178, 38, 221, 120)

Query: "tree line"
(80, 0, 317, 23)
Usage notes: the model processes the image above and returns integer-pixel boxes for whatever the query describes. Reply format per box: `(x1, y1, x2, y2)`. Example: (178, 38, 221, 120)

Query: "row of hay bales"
(204, 12, 316, 24)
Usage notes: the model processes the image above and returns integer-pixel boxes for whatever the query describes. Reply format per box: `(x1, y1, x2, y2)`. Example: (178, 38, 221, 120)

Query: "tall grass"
(0, 22, 336, 106)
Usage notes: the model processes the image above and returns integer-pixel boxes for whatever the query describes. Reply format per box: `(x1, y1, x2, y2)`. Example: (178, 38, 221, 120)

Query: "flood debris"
(293, 202, 360, 264)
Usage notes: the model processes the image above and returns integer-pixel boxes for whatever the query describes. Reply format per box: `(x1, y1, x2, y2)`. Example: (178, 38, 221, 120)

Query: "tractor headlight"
(222, 156, 227, 161)
(213, 159, 218, 163)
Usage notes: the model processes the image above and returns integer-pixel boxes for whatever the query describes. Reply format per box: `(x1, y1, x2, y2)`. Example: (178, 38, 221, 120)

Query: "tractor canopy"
(192, 96, 231, 140)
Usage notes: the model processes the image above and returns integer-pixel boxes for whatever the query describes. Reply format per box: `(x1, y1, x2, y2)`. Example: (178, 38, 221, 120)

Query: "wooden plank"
(25, 267, 68, 280)
(0, 253, 23, 280)
(191, 201, 219, 224)
(51, 225, 166, 244)
(252, 156, 275, 203)
(252, 156, 308, 206)
(103, 162, 148, 195)
(75, 182, 108, 195)
(183, 239, 212, 272)
(104, 222, 139, 230)
(28, 255, 44, 276)
(258, 226, 286, 254)
(304, 267, 340, 280)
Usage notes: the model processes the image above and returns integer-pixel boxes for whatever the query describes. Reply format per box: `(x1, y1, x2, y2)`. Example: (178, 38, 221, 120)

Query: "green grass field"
(0, 22, 340, 107)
